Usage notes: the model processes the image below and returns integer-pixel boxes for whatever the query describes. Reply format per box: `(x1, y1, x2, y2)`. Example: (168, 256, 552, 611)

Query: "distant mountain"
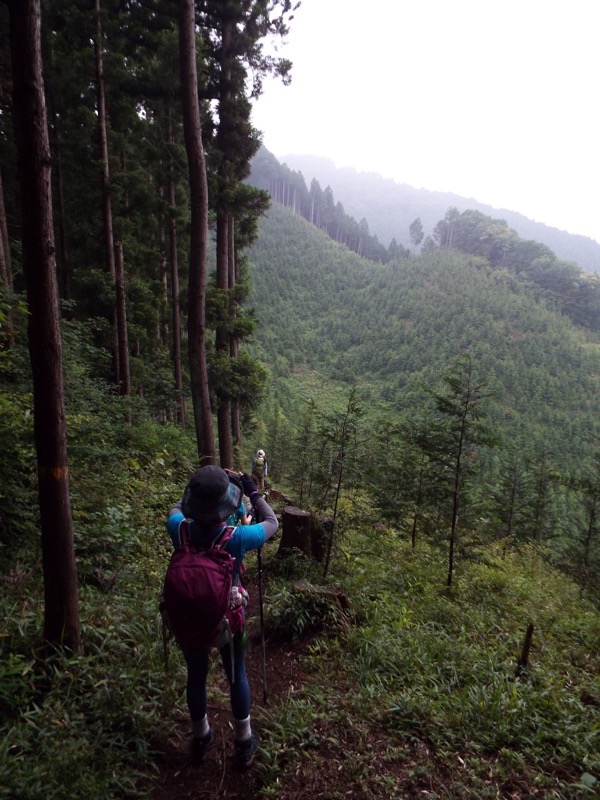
(277, 154, 600, 275)
(248, 202, 600, 473)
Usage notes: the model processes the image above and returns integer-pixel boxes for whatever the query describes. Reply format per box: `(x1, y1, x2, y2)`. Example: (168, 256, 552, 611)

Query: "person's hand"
(240, 473, 258, 498)
(224, 469, 243, 492)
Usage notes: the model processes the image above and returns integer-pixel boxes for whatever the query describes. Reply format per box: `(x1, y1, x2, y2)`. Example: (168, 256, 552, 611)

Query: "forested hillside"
(1, 4, 599, 798)
(250, 202, 600, 454)
(274, 153, 600, 275)
(248, 200, 600, 588)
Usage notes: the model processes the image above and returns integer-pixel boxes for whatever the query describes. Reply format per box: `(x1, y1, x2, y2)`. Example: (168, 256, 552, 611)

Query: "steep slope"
(278, 154, 600, 275)
(249, 202, 600, 467)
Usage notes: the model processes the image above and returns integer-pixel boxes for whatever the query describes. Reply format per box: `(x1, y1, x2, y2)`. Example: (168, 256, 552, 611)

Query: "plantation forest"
(0, 2, 598, 799)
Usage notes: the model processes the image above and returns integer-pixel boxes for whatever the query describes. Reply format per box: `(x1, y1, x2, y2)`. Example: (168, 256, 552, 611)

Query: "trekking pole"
(257, 545, 268, 704)
(161, 615, 170, 672)
(252, 488, 269, 704)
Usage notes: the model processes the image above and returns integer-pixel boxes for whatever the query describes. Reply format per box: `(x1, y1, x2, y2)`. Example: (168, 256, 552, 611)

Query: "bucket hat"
(181, 465, 242, 524)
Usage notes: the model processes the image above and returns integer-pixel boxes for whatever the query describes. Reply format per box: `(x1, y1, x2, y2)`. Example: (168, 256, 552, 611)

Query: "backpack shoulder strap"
(179, 522, 235, 553)
(213, 525, 235, 550)
(213, 526, 241, 576)
(178, 518, 192, 546)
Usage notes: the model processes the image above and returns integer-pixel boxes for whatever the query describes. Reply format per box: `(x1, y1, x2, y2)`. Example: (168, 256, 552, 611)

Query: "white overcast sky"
(251, 0, 600, 244)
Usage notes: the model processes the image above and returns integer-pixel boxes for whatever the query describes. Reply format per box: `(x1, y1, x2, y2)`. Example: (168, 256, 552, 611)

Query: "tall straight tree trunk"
(214, 16, 235, 467)
(159, 248, 169, 344)
(216, 211, 233, 466)
(5, 0, 80, 651)
(230, 217, 241, 451)
(0, 167, 14, 348)
(167, 110, 186, 428)
(0, 168, 12, 289)
(446, 392, 470, 588)
(179, 0, 215, 463)
(447, 447, 461, 587)
(217, 402, 233, 467)
(46, 87, 70, 299)
(94, 0, 120, 387)
(52, 134, 70, 299)
(114, 241, 130, 398)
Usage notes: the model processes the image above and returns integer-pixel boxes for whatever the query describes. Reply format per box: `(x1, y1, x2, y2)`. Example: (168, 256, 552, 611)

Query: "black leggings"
(183, 632, 250, 721)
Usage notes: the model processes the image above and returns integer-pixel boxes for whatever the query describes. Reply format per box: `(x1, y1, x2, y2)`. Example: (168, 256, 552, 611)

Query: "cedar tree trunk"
(179, 0, 215, 462)
(5, 0, 81, 651)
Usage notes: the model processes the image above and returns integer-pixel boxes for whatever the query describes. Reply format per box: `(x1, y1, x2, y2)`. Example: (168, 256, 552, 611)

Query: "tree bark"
(216, 211, 233, 466)
(278, 506, 328, 563)
(46, 86, 70, 299)
(230, 215, 242, 450)
(179, 0, 215, 462)
(0, 167, 12, 289)
(214, 13, 234, 468)
(166, 108, 186, 427)
(94, 0, 120, 387)
(5, 0, 81, 651)
(114, 240, 130, 398)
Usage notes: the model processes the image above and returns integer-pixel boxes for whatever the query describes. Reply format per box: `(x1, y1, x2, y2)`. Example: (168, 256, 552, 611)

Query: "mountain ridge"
(277, 154, 600, 275)
(248, 200, 600, 480)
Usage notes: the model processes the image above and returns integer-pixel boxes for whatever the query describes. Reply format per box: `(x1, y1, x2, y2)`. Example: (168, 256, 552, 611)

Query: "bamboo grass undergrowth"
(1, 497, 598, 799)
(256, 527, 599, 799)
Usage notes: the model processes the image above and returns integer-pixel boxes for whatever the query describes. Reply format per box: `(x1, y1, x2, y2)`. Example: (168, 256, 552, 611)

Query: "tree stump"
(278, 506, 328, 562)
(292, 579, 352, 612)
(515, 622, 535, 678)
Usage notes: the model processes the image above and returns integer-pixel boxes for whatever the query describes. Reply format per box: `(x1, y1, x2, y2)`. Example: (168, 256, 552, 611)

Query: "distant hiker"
(251, 449, 268, 491)
(165, 466, 278, 769)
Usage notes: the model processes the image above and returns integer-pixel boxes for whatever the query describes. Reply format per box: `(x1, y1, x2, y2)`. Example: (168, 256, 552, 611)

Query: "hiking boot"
(191, 729, 215, 765)
(233, 732, 260, 771)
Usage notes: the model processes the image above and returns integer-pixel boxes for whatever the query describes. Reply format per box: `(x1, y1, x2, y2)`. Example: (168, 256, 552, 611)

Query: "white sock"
(234, 715, 251, 742)
(192, 714, 210, 739)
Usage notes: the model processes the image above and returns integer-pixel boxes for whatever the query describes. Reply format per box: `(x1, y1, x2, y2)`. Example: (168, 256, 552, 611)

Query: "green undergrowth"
(254, 526, 599, 799)
(0, 442, 189, 800)
(0, 538, 177, 800)
(1, 486, 598, 799)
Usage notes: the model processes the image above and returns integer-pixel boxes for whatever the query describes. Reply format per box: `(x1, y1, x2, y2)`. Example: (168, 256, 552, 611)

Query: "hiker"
(165, 466, 278, 769)
(251, 449, 268, 491)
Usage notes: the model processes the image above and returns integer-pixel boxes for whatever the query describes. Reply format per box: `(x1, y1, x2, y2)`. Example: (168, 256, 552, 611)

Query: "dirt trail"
(150, 581, 307, 800)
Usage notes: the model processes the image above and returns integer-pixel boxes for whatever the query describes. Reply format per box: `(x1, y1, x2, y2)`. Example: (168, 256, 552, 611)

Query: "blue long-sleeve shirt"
(166, 494, 278, 575)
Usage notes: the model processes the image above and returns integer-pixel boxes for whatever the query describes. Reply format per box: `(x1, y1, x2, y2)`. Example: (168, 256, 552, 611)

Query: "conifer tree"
(179, 0, 215, 461)
(198, 0, 296, 465)
(94, 0, 130, 394)
(409, 217, 424, 250)
(3, 0, 81, 650)
(369, 417, 438, 548)
(317, 387, 364, 578)
(520, 447, 558, 548)
(569, 452, 600, 595)
(425, 354, 495, 587)
(489, 454, 529, 549)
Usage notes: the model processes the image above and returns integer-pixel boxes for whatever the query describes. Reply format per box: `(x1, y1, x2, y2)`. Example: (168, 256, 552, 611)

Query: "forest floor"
(148, 577, 311, 800)
(146, 617, 561, 800)
(145, 493, 582, 799)
(146, 591, 579, 800)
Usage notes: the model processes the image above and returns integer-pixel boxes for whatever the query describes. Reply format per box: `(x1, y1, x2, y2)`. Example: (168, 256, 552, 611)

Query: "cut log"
(278, 506, 328, 562)
(292, 579, 352, 611)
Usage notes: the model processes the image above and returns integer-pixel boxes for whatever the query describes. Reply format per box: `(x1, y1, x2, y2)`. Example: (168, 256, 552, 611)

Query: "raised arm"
(250, 494, 278, 541)
(240, 474, 278, 542)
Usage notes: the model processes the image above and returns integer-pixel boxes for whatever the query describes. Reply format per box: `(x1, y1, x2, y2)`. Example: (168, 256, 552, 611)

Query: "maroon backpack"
(161, 524, 243, 649)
